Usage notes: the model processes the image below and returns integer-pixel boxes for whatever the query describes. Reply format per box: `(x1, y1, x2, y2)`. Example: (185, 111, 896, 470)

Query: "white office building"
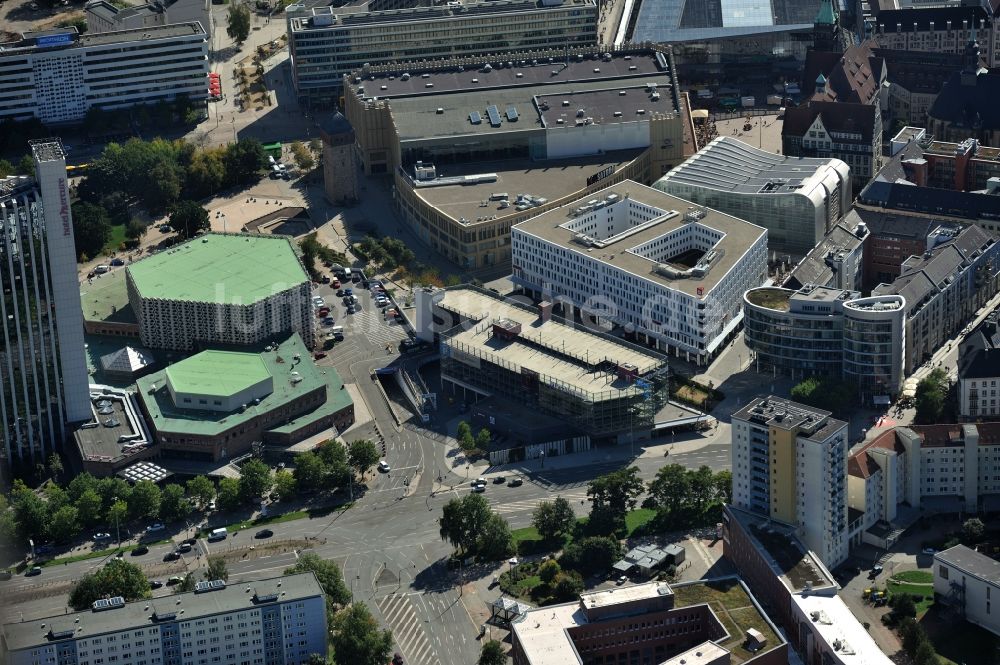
(511, 181, 768, 365)
(653, 137, 851, 256)
(0, 23, 208, 125)
(731, 396, 849, 569)
(0, 141, 90, 480)
(0, 574, 327, 665)
(934, 545, 1000, 638)
(286, 0, 599, 103)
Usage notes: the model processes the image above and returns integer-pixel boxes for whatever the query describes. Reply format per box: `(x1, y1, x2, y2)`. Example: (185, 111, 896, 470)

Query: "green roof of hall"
(136, 334, 339, 437)
(126, 233, 308, 305)
(165, 350, 271, 398)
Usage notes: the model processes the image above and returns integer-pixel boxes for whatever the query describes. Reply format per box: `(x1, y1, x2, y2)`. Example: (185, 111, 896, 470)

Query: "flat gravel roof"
(127, 234, 308, 305)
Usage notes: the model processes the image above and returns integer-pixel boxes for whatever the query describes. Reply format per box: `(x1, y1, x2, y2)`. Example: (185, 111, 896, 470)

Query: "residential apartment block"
(0, 23, 209, 125)
(286, 0, 598, 104)
(743, 286, 906, 402)
(652, 137, 851, 256)
(848, 424, 1000, 548)
(782, 41, 885, 191)
(126, 234, 314, 351)
(874, 5, 998, 66)
(0, 574, 327, 665)
(872, 224, 1000, 373)
(934, 545, 1000, 638)
(958, 311, 1000, 419)
(731, 396, 849, 568)
(511, 182, 769, 365)
(0, 141, 90, 481)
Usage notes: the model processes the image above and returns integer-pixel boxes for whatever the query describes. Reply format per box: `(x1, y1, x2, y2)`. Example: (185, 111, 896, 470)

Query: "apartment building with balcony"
(731, 396, 849, 569)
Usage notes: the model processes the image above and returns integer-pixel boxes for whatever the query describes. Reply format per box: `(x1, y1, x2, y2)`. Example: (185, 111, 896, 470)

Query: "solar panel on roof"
(505, 105, 518, 121)
(486, 105, 501, 127)
(469, 111, 481, 125)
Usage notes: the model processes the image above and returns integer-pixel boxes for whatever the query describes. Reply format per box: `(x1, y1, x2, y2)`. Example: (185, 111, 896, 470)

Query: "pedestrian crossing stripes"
(376, 593, 441, 665)
(349, 310, 411, 346)
(491, 490, 589, 515)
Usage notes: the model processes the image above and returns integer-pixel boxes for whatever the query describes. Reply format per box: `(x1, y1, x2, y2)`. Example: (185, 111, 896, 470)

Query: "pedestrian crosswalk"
(351, 310, 410, 346)
(491, 490, 589, 515)
(376, 593, 441, 665)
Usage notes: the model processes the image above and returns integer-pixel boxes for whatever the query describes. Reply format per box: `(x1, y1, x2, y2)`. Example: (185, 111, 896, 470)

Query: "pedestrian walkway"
(376, 594, 442, 665)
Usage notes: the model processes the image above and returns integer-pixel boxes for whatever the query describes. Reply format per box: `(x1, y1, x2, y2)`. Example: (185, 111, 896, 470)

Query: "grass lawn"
(512, 508, 659, 555)
(673, 384, 709, 404)
(101, 223, 127, 255)
(41, 539, 171, 567)
(511, 575, 542, 597)
(895, 570, 933, 583)
(199, 503, 351, 536)
(625, 509, 657, 536)
(888, 570, 934, 615)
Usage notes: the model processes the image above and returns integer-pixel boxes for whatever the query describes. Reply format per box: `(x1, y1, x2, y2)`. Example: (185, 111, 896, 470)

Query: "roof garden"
(744, 287, 792, 312)
(671, 578, 783, 664)
(126, 234, 307, 305)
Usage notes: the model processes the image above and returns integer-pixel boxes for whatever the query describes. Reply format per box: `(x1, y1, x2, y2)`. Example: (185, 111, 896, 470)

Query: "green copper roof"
(815, 0, 836, 26)
(127, 234, 308, 305)
(165, 350, 272, 398)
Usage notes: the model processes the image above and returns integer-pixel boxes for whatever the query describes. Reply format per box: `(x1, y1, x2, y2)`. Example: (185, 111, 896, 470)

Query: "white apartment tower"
(0, 141, 90, 479)
(731, 396, 849, 569)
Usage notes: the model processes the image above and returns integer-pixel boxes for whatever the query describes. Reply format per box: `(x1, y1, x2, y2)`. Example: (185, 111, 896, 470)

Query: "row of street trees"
(438, 494, 514, 561)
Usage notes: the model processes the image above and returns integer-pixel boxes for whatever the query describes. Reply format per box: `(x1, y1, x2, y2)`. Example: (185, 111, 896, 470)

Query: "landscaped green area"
(198, 503, 351, 537)
(511, 508, 657, 555)
(887, 570, 934, 616)
(101, 222, 127, 255)
(672, 579, 781, 662)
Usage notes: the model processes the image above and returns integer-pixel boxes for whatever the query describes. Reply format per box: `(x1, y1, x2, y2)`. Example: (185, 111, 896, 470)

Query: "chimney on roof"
(538, 300, 553, 323)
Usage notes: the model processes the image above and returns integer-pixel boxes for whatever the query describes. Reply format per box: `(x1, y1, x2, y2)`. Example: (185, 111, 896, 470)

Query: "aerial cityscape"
(2, 0, 1000, 663)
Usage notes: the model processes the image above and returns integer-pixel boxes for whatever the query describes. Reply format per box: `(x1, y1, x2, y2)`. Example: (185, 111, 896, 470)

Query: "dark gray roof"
(875, 5, 991, 33)
(785, 212, 867, 290)
(935, 544, 1000, 585)
(851, 207, 944, 241)
(958, 312, 1000, 379)
(928, 69, 1000, 131)
(871, 141, 925, 184)
(321, 111, 352, 135)
(858, 180, 1000, 220)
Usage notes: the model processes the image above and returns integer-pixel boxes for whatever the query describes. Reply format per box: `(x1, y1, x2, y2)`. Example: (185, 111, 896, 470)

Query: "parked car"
(158, 224, 172, 233)
(163, 551, 180, 562)
(322, 316, 336, 326)
(321, 275, 330, 284)
(149, 579, 164, 589)
(93, 532, 112, 541)
(110, 258, 125, 267)
(392, 654, 404, 665)
(472, 484, 486, 493)
(332, 279, 341, 288)
(26, 566, 42, 577)
(312, 296, 326, 308)
(616, 575, 628, 586)
(378, 460, 391, 473)
(131, 545, 149, 556)
(177, 543, 193, 553)
(493, 476, 506, 484)
(507, 476, 523, 487)
(166, 576, 184, 585)
(255, 529, 274, 539)
(147, 523, 165, 533)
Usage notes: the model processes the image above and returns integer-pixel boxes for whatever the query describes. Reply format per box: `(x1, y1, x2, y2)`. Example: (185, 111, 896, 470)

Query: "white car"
(312, 297, 326, 308)
(93, 532, 112, 541)
(378, 460, 391, 473)
(146, 523, 165, 533)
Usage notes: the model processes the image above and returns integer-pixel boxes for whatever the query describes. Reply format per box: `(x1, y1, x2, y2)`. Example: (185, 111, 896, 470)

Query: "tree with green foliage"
(477, 512, 514, 560)
(285, 553, 352, 607)
(963, 517, 985, 543)
(186, 475, 216, 508)
(108, 500, 128, 538)
(44, 484, 70, 513)
(48, 505, 80, 544)
(76, 489, 103, 527)
(714, 470, 733, 505)
(0, 495, 16, 543)
(98, 477, 132, 510)
(293, 451, 327, 493)
(439, 493, 493, 555)
(205, 556, 229, 581)
(17, 154, 35, 177)
(48, 454, 64, 482)
(224, 138, 267, 186)
(69, 559, 151, 610)
(12, 487, 49, 544)
(914, 641, 939, 665)
(586, 466, 644, 536)
(538, 559, 561, 585)
(186, 148, 227, 199)
(141, 157, 182, 213)
(273, 470, 297, 502)
(72, 201, 111, 260)
(915, 368, 948, 424)
(316, 440, 352, 488)
(125, 218, 147, 243)
(159, 484, 191, 523)
(331, 603, 393, 665)
(457, 421, 475, 451)
(226, 3, 252, 45)
(169, 200, 210, 239)
(128, 480, 162, 521)
(890, 592, 916, 619)
(175, 572, 197, 593)
(475, 428, 492, 451)
(0, 158, 15, 178)
(790, 376, 856, 413)
(478, 640, 506, 665)
(552, 570, 585, 601)
(560, 536, 622, 576)
(290, 141, 314, 170)
(348, 439, 380, 478)
(217, 477, 242, 512)
(532, 497, 576, 544)
(238, 459, 272, 503)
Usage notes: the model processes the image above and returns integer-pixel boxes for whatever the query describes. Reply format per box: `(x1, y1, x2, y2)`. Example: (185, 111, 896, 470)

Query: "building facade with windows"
(0, 141, 91, 482)
(85, 0, 211, 37)
(848, 424, 1000, 548)
(0, 23, 209, 125)
(731, 396, 849, 568)
(510, 182, 768, 365)
(652, 137, 851, 257)
(934, 545, 1000, 638)
(743, 286, 906, 402)
(873, 6, 998, 66)
(286, 0, 599, 104)
(958, 311, 1000, 420)
(0, 574, 327, 665)
(126, 234, 314, 351)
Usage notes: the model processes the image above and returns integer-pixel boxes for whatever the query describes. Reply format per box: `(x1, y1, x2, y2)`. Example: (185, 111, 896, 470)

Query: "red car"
(314, 352, 327, 360)
(332, 279, 341, 288)
(317, 307, 330, 317)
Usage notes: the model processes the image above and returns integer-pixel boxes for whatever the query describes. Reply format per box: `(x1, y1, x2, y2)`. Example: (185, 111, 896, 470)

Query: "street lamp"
(112, 496, 121, 549)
